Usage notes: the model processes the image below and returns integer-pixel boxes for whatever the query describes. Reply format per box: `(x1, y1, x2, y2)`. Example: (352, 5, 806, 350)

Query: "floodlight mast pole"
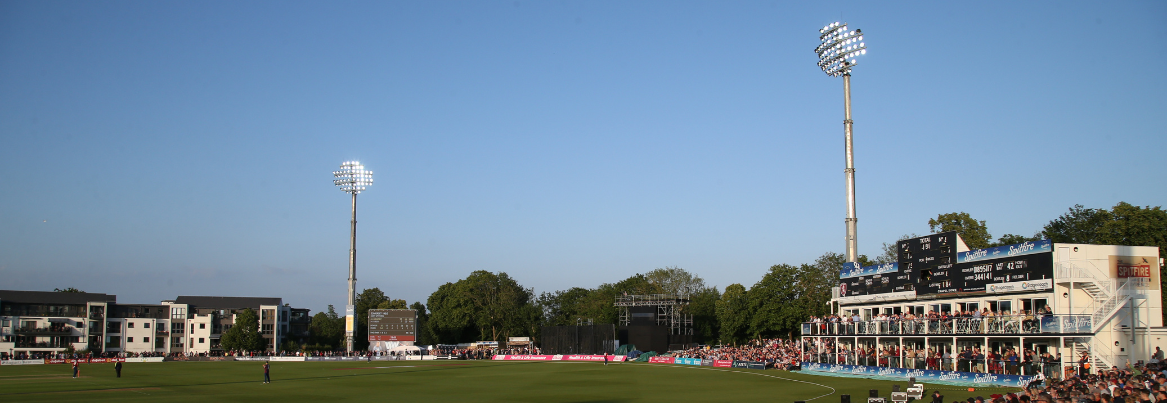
(815, 21, 866, 264)
(334, 161, 372, 353)
(843, 72, 858, 264)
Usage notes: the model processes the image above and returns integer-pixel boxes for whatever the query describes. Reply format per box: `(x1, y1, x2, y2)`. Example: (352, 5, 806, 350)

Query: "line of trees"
(286, 201, 1162, 350)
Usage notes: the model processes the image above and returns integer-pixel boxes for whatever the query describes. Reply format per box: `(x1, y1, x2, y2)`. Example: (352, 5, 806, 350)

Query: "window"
(199, 338, 205, 344)
(128, 322, 135, 329)
(262, 324, 273, 334)
(144, 322, 150, 329)
(144, 337, 150, 343)
(107, 321, 121, 333)
(127, 337, 134, 343)
(199, 323, 206, 329)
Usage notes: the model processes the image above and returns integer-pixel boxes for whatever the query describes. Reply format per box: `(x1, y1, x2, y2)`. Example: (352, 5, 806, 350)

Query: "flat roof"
(0, 290, 117, 305)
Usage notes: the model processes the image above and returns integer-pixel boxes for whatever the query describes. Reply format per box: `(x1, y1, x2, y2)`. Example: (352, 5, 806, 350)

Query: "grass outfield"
(0, 361, 1020, 402)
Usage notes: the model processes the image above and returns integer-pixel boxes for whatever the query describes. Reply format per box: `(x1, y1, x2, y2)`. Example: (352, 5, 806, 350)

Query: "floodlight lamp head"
(815, 22, 867, 77)
(333, 160, 373, 195)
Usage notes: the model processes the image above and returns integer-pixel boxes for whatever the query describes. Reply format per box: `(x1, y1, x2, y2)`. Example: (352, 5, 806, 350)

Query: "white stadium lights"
(815, 22, 867, 77)
(333, 161, 374, 195)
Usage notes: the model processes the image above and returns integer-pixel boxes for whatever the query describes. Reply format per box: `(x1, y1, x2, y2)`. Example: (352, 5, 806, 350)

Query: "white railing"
(1056, 261, 1115, 298)
(1091, 281, 1131, 333)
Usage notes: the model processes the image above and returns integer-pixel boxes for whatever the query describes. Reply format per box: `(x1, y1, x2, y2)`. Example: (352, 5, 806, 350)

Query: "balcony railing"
(802, 315, 1093, 336)
(14, 341, 74, 348)
(14, 326, 74, 335)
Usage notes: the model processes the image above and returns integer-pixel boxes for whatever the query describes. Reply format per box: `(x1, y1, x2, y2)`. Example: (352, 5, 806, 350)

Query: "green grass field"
(0, 361, 1020, 402)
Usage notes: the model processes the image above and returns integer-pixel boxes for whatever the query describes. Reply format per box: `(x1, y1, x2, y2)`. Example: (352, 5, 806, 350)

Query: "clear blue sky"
(2, 1, 1164, 314)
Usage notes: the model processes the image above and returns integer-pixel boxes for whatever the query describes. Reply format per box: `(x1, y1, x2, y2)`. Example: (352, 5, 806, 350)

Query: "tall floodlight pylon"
(815, 21, 867, 264)
(334, 161, 373, 352)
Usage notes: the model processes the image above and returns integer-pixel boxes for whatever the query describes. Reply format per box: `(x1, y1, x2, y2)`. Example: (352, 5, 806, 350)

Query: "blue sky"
(1, 1, 1164, 313)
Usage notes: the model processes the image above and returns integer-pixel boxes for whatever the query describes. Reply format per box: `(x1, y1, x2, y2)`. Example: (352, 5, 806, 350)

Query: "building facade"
(0, 290, 310, 357)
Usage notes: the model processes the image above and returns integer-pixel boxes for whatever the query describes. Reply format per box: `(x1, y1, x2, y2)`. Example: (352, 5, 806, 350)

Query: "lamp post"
(334, 160, 373, 353)
(815, 22, 867, 264)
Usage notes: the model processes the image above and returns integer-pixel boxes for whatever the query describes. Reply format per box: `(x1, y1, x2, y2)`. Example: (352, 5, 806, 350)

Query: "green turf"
(0, 361, 1020, 402)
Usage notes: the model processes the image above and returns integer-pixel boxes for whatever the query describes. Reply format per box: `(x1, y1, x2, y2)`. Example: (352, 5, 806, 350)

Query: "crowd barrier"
(125, 357, 166, 363)
(801, 362, 1037, 387)
(492, 355, 627, 362)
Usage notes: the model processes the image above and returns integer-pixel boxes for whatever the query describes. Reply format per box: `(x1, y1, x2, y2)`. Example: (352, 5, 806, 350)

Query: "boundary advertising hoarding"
(492, 355, 627, 362)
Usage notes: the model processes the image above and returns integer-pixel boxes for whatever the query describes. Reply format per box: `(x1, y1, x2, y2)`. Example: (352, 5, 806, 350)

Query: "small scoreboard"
(368, 309, 417, 342)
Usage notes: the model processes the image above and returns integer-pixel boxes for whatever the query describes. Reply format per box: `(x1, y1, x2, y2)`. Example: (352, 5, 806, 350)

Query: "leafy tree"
(1041, 204, 1113, 245)
(424, 271, 540, 344)
(376, 299, 408, 309)
(221, 308, 264, 352)
(746, 264, 804, 339)
(464, 271, 537, 343)
(426, 282, 475, 344)
(688, 286, 720, 344)
(410, 301, 432, 345)
(308, 305, 343, 349)
(715, 283, 749, 345)
(991, 233, 1041, 247)
(537, 287, 594, 326)
(644, 266, 707, 296)
(929, 212, 992, 249)
(801, 253, 844, 319)
(54, 287, 84, 293)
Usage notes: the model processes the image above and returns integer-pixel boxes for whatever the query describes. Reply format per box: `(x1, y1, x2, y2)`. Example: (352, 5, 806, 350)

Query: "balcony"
(14, 341, 73, 348)
(14, 326, 74, 336)
(802, 314, 1093, 337)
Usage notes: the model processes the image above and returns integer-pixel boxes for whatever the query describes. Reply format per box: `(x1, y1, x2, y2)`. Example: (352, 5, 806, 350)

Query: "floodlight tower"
(334, 161, 373, 352)
(815, 22, 867, 264)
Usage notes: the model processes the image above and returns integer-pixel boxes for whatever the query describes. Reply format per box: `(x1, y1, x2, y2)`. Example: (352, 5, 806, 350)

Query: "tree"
(537, 287, 594, 326)
(746, 264, 804, 339)
(1041, 204, 1112, 245)
(376, 299, 408, 309)
(426, 282, 475, 344)
(424, 271, 540, 345)
(221, 308, 264, 353)
(308, 305, 343, 349)
(688, 286, 720, 344)
(991, 233, 1041, 247)
(715, 283, 749, 345)
(644, 266, 707, 296)
(411, 301, 432, 346)
(801, 253, 843, 319)
(54, 287, 84, 293)
(929, 212, 992, 249)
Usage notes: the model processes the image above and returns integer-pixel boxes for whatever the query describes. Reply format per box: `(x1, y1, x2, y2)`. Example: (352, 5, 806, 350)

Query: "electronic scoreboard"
(368, 309, 417, 342)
